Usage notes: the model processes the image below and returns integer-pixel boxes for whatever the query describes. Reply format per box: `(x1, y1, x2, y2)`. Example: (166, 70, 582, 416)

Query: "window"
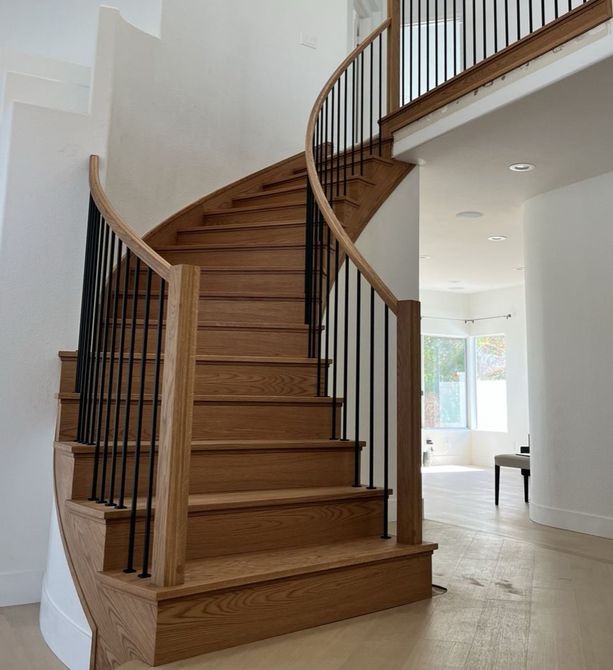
(423, 336, 467, 429)
(475, 335, 508, 432)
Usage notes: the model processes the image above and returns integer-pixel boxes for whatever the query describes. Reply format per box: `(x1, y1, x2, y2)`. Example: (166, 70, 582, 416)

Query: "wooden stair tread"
(56, 438, 364, 455)
(234, 184, 307, 199)
(97, 536, 437, 602)
(120, 290, 305, 300)
(201, 197, 357, 216)
(116, 319, 314, 330)
(292, 155, 395, 175)
(70, 485, 386, 515)
(155, 242, 307, 252)
(264, 173, 375, 190)
(179, 219, 306, 234)
(59, 351, 326, 366)
(60, 392, 341, 405)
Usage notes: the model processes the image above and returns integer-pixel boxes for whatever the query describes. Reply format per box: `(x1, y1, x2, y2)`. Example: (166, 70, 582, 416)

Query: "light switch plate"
(300, 32, 318, 49)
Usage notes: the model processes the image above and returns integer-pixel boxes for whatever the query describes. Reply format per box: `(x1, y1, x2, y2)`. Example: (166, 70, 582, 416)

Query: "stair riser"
(132, 269, 305, 294)
(176, 223, 305, 245)
(108, 323, 310, 357)
(233, 190, 306, 208)
(158, 247, 305, 268)
(102, 498, 384, 570)
(67, 447, 356, 500)
(121, 294, 306, 324)
(60, 358, 324, 396)
(257, 178, 370, 203)
(58, 399, 341, 441)
(203, 204, 305, 224)
(262, 174, 307, 191)
(145, 555, 433, 665)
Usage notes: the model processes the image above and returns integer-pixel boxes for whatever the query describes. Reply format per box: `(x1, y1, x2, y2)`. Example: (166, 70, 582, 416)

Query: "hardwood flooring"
(6, 466, 613, 669)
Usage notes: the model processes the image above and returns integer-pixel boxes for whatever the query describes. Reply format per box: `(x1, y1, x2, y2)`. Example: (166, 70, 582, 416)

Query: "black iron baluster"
(88, 223, 110, 499)
(444, 0, 448, 82)
(517, 0, 521, 40)
(409, 0, 414, 100)
(324, 225, 331, 395)
(125, 266, 153, 573)
(316, 207, 325, 396)
(529, 0, 534, 34)
(342, 257, 350, 441)
(541, 0, 546, 27)
(418, 0, 422, 94)
(85, 212, 106, 445)
(117, 257, 141, 510)
(336, 80, 341, 198)
(139, 274, 165, 579)
(483, 0, 487, 60)
(331, 237, 340, 440)
(99, 237, 123, 503)
(435, 0, 439, 85)
(330, 86, 335, 204)
(554, 0, 559, 20)
(94, 231, 117, 503)
(76, 196, 96, 397)
(463, 0, 467, 71)
(472, 0, 477, 65)
(378, 35, 383, 157)
(382, 305, 391, 539)
(107, 249, 131, 507)
(494, 0, 499, 53)
(505, 0, 510, 46)
(353, 269, 362, 487)
(454, 0, 458, 76)
(368, 287, 375, 490)
(352, 60, 357, 176)
(360, 50, 365, 175)
(369, 43, 374, 156)
(402, 0, 406, 105)
(426, 0, 430, 90)
(344, 69, 349, 194)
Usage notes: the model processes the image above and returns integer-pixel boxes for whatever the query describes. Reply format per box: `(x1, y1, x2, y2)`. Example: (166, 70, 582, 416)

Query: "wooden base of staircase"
(55, 444, 435, 669)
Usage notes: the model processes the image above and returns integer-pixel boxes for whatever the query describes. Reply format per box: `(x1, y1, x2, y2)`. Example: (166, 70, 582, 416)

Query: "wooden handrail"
(89, 155, 172, 282)
(305, 19, 400, 316)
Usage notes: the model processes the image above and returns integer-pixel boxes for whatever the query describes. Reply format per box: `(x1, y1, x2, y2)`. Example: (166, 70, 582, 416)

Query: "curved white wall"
(524, 170, 613, 538)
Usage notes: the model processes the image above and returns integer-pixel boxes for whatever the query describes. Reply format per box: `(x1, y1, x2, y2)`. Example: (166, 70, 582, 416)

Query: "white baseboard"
(39, 578, 91, 670)
(0, 569, 43, 606)
(530, 501, 613, 540)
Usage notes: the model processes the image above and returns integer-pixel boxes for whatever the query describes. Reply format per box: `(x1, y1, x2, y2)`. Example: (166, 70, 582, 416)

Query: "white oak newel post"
(152, 264, 201, 587)
(396, 299, 423, 545)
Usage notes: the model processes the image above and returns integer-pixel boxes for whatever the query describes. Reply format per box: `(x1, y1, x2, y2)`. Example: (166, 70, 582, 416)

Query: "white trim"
(39, 578, 91, 670)
(530, 501, 613, 540)
(0, 569, 43, 606)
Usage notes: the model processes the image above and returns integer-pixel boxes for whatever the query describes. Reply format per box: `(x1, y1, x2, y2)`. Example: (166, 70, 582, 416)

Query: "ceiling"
(396, 54, 613, 293)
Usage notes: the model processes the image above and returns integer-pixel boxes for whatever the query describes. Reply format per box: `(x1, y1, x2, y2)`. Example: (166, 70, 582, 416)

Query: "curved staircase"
(53, 17, 435, 670)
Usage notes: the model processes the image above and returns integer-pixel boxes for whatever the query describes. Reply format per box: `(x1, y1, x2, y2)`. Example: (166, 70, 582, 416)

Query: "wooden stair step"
(202, 202, 307, 225)
(176, 219, 307, 245)
(57, 438, 363, 498)
(93, 537, 436, 665)
(59, 351, 328, 396)
(108, 319, 316, 357)
(263, 172, 374, 192)
(68, 486, 391, 567)
(155, 242, 308, 268)
(292, 154, 395, 176)
(232, 185, 307, 208)
(58, 393, 342, 441)
(98, 536, 437, 601)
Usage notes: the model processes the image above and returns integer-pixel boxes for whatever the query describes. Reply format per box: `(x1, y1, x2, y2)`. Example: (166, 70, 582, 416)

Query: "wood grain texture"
(177, 220, 307, 245)
(396, 299, 422, 545)
(157, 243, 306, 268)
(57, 394, 342, 442)
(381, 0, 613, 134)
(153, 264, 200, 587)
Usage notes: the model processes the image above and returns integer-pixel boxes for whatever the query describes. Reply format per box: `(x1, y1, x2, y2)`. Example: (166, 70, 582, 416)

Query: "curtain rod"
(422, 314, 512, 324)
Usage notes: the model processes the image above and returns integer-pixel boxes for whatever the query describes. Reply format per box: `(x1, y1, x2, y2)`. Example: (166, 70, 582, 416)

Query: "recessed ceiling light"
(514, 266, 525, 271)
(449, 280, 462, 284)
(449, 286, 465, 291)
(488, 235, 507, 242)
(456, 210, 483, 219)
(420, 255, 431, 260)
(509, 163, 535, 172)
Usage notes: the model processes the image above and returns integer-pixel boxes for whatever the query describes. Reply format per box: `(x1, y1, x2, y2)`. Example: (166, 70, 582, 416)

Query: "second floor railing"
(74, 156, 200, 587)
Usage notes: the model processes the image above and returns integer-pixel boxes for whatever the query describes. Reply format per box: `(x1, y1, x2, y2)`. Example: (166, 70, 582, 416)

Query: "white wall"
(0, 0, 162, 67)
(420, 285, 529, 467)
(105, 0, 350, 234)
(524, 170, 613, 539)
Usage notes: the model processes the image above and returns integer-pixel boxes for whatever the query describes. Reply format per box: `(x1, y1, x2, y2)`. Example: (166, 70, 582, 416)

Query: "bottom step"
(97, 537, 437, 666)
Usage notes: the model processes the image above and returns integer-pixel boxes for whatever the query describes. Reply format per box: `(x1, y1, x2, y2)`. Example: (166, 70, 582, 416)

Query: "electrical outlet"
(300, 32, 317, 49)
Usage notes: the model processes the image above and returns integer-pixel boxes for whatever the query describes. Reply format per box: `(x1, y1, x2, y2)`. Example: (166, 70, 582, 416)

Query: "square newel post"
(387, 0, 401, 114)
(151, 264, 200, 587)
(396, 299, 422, 545)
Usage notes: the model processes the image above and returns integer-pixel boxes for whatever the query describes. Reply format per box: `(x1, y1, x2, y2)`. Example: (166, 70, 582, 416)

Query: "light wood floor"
(5, 466, 613, 669)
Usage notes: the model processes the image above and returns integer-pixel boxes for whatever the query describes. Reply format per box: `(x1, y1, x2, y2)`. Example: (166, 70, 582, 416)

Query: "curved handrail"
(89, 155, 171, 281)
(305, 19, 399, 315)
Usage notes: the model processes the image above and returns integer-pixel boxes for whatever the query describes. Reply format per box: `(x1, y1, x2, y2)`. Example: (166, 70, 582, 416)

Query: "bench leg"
(522, 469, 530, 503)
(495, 465, 500, 506)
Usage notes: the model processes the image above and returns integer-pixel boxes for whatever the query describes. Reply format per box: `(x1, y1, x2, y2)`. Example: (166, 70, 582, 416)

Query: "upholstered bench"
(494, 454, 531, 505)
